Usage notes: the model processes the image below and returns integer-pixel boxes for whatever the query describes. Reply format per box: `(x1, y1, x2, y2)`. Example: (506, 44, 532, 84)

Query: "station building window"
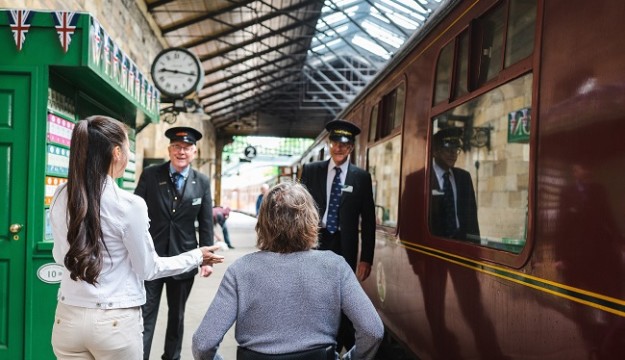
(429, 73, 532, 253)
(367, 83, 405, 228)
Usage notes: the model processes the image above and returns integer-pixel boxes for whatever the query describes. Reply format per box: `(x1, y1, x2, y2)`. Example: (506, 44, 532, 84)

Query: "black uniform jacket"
(429, 167, 480, 241)
(300, 160, 376, 269)
(135, 161, 213, 279)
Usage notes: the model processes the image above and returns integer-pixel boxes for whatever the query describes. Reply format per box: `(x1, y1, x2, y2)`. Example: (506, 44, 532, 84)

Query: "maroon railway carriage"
(299, 0, 625, 358)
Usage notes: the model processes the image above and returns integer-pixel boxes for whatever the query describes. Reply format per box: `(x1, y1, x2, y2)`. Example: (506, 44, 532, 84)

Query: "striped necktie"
(326, 167, 342, 234)
(172, 172, 183, 193)
(443, 171, 457, 236)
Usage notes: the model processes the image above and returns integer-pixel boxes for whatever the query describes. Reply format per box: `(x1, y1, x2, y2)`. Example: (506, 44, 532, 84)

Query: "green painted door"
(0, 72, 29, 360)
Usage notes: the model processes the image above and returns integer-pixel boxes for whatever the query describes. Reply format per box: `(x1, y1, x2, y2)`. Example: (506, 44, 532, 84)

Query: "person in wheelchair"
(192, 182, 383, 360)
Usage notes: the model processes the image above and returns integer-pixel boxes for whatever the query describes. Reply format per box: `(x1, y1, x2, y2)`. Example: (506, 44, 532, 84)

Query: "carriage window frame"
(366, 82, 406, 229)
(370, 82, 406, 142)
(367, 134, 402, 229)
(433, 0, 537, 106)
(428, 73, 533, 256)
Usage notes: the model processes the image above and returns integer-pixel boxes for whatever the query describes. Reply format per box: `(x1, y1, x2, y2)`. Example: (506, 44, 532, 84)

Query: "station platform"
(148, 211, 259, 360)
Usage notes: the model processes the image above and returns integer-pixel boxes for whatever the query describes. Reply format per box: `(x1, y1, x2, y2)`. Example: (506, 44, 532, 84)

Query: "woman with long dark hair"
(50, 115, 224, 359)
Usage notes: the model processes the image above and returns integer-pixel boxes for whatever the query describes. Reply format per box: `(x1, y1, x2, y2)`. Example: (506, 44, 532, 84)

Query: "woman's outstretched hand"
(199, 245, 225, 266)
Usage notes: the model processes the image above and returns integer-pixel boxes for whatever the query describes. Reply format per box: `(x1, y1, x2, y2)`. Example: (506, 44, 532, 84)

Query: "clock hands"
(157, 67, 196, 76)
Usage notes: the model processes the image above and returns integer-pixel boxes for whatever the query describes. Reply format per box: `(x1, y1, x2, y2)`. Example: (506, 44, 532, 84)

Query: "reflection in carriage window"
(429, 126, 480, 241)
(368, 83, 405, 228)
(368, 135, 401, 228)
(429, 73, 532, 253)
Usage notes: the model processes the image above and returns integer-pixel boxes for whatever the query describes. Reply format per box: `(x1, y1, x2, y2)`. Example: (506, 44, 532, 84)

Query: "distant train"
(298, 0, 625, 358)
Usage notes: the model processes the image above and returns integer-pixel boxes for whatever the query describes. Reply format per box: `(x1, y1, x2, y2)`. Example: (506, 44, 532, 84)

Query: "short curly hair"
(256, 181, 319, 253)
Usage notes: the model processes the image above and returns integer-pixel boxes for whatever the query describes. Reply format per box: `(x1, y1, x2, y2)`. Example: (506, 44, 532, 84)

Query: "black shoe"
(228, 246, 235, 249)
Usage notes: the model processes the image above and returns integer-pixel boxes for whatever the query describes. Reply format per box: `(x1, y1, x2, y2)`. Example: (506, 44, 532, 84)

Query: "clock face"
(151, 48, 202, 98)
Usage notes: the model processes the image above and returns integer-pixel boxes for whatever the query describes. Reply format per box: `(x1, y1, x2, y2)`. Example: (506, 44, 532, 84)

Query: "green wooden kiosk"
(0, 9, 159, 359)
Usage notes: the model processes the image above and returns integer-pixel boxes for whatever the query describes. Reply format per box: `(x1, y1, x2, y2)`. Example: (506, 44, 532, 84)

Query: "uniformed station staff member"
(430, 127, 480, 241)
(135, 126, 215, 360)
(300, 119, 376, 352)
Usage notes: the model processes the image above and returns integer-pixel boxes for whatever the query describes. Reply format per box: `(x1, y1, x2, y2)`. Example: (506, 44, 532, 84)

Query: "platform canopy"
(145, 0, 445, 138)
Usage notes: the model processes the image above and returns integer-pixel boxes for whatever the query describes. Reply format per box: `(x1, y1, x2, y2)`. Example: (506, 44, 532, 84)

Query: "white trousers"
(51, 302, 143, 360)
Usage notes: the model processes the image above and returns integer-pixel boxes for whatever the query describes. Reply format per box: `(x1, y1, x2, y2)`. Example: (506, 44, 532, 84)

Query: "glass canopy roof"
(301, 0, 444, 116)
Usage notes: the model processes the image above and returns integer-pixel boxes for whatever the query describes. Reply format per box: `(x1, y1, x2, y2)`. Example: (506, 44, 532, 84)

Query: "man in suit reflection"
(403, 127, 507, 359)
(430, 127, 480, 241)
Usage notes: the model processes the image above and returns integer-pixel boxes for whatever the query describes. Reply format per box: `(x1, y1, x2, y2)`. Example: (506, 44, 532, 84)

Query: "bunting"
(135, 72, 142, 101)
(146, 84, 153, 110)
(128, 63, 135, 97)
(91, 19, 102, 66)
(142, 77, 148, 106)
(7, 10, 34, 51)
(113, 43, 121, 82)
(153, 89, 160, 111)
(121, 55, 129, 91)
(3, 10, 157, 115)
(102, 31, 111, 75)
(51, 11, 80, 53)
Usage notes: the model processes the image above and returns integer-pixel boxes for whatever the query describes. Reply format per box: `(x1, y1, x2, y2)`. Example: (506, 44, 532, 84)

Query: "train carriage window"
(381, 90, 397, 137)
(368, 135, 402, 228)
(434, 0, 536, 102)
(429, 73, 532, 253)
(505, 0, 537, 67)
(370, 83, 406, 141)
(367, 83, 405, 228)
(394, 84, 406, 130)
(474, 4, 506, 86)
(369, 104, 379, 142)
(434, 41, 454, 104)
(453, 31, 470, 99)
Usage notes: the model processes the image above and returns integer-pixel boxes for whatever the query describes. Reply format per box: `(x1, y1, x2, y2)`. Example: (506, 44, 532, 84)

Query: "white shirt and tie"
(433, 160, 459, 229)
(322, 159, 349, 230)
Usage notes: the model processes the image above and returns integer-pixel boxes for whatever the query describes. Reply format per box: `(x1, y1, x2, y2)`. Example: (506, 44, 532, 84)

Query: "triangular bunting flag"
(113, 43, 121, 81)
(102, 31, 110, 75)
(51, 11, 80, 53)
(91, 19, 102, 65)
(121, 54, 129, 91)
(7, 10, 34, 51)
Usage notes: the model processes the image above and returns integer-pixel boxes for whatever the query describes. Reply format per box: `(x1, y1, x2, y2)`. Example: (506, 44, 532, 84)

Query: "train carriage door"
(0, 71, 29, 359)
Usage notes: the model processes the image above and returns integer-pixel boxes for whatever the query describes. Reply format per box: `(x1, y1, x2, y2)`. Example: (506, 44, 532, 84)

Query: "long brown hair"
(256, 181, 319, 253)
(64, 115, 127, 285)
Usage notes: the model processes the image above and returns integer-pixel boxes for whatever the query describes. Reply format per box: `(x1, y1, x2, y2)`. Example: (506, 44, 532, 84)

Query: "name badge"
(342, 185, 353, 193)
(432, 189, 445, 196)
(192, 198, 202, 205)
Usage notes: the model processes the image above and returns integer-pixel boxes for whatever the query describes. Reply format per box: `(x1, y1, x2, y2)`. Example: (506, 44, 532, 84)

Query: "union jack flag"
(135, 72, 142, 101)
(113, 43, 121, 81)
(121, 55, 129, 91)
(153, 89, 160, 109)
(52, 11, 80, 53)
(91, 19, 102, 65)
(102, 31, 111, 75)
(142, 77, 149, 106)
(7, 10, 34, 51)
(128, 63, 135, 97)
(147, 84, 153, 110)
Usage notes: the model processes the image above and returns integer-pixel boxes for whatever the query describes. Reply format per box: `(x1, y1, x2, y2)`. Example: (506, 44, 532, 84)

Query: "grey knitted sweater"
(192, 250, 384, 360)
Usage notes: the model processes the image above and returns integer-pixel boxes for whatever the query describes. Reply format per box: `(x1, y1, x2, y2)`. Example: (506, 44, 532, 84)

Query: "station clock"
(151, 47, 203, 99)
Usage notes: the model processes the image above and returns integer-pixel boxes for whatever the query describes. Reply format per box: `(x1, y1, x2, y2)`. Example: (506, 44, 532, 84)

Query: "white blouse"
(50, 176, 202, 309)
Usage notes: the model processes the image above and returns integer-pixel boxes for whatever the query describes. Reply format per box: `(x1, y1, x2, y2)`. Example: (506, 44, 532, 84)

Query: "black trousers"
(319, 229, 356, 353)
(142, 276, 195, 360)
